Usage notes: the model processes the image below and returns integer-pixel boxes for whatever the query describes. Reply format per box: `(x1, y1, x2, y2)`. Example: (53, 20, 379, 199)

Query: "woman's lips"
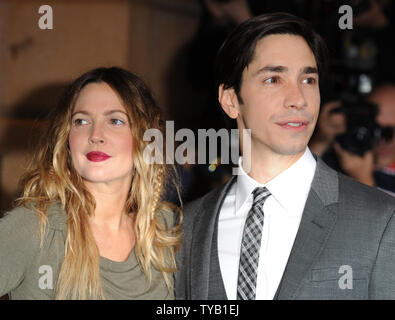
(86, 151, 111, 162)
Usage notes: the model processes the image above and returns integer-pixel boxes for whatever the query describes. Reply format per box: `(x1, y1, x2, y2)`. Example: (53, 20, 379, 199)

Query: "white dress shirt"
(218, 148, 317, 300)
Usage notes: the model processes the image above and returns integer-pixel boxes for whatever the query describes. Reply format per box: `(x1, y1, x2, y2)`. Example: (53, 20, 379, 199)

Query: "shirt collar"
(235, 148, 317, 215)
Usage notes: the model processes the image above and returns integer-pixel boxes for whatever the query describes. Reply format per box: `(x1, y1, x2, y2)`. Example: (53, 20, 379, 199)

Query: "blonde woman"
(0, 67, 181, 299)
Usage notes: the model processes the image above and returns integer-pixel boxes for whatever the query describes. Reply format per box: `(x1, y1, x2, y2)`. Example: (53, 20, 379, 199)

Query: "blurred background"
(0, 0, 394, 216)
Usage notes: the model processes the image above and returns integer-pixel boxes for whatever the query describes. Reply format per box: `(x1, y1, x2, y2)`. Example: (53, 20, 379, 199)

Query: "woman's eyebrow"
(71, 110, 89, 117)
(71, 109, 127, 117)
(103, 109, 128, 116)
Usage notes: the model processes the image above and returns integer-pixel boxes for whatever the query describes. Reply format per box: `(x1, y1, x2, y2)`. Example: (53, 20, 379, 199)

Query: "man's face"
(369, 86, 395, 169)
(220, 34, 321, 160)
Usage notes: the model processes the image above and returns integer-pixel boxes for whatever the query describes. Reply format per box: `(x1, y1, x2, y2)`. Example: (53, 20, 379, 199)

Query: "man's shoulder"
(336, 172, 395, 219)
(315, 157, 394, 210)
(183, 186, 222, 217)
(183, 177, 236, 221)
(339, 172, 394, 202)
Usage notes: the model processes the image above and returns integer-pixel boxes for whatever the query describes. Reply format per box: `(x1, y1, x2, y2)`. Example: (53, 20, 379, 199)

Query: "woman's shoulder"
(46, 202, 67, 232)
(0, 202, 66, 298)
(156, 202, 181, 229)
(1, 202, 67, 232)
(1, 205, 39, 227)
(0, 205, 42, 252)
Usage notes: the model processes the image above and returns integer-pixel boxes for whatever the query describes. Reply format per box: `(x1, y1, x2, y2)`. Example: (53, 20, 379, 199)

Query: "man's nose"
(284, 83, 307, 110)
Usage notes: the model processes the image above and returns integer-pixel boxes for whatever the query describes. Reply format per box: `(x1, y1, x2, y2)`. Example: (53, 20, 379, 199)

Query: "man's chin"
(271, 143, 308, 156)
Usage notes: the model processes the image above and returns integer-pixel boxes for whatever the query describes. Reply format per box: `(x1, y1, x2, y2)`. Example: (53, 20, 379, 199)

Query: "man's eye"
(110, 119, 125, 125)
(73, 119, 88, 126)
(264, 77, 279, 84)
(302, 77, 317, 84)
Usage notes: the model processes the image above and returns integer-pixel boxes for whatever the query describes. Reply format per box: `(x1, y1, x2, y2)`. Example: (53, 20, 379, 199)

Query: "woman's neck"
(85, 181, 131, 231)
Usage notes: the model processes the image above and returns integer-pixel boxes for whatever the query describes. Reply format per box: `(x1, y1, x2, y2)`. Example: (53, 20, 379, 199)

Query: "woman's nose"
(89, 123, 105, 144)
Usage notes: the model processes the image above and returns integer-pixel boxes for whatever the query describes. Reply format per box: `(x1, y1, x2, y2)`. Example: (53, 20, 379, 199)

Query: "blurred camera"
(380, 126, 395, 143)
(331, 95, 381, 156)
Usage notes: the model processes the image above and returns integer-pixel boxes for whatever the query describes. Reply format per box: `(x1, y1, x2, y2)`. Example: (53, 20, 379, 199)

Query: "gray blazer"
(175, 158, 395, 299)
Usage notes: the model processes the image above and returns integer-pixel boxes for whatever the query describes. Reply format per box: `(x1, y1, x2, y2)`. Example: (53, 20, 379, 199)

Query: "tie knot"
(252, 187, 271, 204)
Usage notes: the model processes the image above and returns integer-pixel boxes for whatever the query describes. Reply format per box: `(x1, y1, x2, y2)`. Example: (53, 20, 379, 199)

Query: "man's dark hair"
(215, 12, 329, 100)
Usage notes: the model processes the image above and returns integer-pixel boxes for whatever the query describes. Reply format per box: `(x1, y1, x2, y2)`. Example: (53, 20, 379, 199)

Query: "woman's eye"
(110, 119, 125, 125)
(73, 118, 88, 126)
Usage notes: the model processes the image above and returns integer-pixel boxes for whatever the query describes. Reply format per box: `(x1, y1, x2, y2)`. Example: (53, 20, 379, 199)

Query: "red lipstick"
(86, 151, 111, 162)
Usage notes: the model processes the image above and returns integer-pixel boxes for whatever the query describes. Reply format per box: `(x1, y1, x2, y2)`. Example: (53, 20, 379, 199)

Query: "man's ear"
(218, 84, 239, 119)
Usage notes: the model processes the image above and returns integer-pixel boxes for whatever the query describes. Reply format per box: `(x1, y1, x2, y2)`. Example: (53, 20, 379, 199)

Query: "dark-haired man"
(175, 13, 395, 300)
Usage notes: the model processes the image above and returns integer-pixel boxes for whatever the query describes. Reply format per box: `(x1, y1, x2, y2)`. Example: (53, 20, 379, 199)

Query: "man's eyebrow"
(302, 66, 318, 74)
(252, 65, 319, 77)
(252, 65, 288, 76)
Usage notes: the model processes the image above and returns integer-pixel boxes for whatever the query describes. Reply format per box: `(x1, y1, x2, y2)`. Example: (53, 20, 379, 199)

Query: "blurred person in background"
(0, 67, 181, 299)
(309, 84, 395, 196)
(308, 0, 394, 195)
(368, 84, 395, 195)
(353, 0, 395, 82)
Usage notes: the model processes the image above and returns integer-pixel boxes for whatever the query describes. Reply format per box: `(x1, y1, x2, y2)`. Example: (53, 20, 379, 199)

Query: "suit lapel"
(190, 176, 236, 299)
(275, 158, 339, 299)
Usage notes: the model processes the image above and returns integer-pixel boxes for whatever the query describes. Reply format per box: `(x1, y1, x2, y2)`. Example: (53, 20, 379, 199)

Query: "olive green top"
(0, 203, 174, 300)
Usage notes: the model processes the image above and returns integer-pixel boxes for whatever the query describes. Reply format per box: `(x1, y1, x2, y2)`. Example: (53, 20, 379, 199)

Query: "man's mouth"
(276, 120, 308, 131)
(284, 122, 304, 127)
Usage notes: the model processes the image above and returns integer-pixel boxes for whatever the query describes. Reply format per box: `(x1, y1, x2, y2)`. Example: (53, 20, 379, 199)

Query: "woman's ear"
(218, 84, 239, 119)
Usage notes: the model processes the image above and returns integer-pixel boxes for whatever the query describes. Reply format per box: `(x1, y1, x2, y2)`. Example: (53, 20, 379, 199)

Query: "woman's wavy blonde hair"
(17, 67, 182, 299)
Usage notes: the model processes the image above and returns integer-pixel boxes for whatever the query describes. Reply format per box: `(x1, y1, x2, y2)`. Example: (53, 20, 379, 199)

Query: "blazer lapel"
(275, 158, 339, 300)
(190, 176, 236, 300)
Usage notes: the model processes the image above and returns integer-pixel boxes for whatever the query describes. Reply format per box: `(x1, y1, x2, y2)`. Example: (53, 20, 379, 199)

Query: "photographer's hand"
(334, 142, 376, 186)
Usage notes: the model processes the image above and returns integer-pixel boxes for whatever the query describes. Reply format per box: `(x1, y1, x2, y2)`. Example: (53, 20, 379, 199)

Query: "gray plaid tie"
(237, 186, 271, 300)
